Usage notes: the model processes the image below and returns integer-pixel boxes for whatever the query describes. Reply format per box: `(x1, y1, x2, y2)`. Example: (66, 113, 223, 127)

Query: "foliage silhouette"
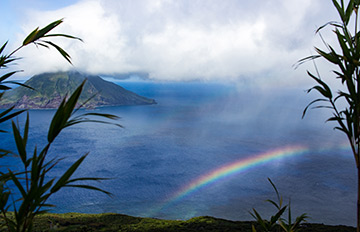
(0, 19, 119, 231)
(298, 0, 360, 231)
(250, 178, 307, 232)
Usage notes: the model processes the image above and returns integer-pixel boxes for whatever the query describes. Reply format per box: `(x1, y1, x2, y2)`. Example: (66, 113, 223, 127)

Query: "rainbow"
(144, 144, 351, 217)
(166, 145, 308, 205)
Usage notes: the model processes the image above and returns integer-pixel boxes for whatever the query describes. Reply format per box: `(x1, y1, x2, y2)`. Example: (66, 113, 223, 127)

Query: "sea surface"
(0, 80, 356, 226)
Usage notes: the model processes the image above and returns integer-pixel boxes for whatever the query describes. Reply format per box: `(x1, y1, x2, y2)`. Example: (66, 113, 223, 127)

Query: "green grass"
(25, 213, 356, 232)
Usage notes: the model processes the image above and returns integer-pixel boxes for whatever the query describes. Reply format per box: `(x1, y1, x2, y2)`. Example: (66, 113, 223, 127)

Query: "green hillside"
(28, 213, 355, 232)
(0, 71, 156, 109)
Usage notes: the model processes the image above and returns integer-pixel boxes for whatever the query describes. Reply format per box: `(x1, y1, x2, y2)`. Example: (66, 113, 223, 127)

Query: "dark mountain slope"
(0, 71, 156, 109)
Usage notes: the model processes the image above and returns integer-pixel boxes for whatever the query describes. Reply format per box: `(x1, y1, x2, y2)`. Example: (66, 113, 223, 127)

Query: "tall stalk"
(355, 8, 360, 231)
(299, 0, 360, 230)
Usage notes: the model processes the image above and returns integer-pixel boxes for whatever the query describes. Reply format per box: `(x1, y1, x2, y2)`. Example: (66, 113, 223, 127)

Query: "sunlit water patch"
(0, 81, 356, 226)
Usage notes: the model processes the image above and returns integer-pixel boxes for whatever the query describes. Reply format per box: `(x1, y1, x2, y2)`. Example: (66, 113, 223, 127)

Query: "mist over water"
(0, 81, 356, 226)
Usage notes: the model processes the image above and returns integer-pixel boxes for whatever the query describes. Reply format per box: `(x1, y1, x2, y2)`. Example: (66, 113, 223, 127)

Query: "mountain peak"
(0, 71, 156, 109)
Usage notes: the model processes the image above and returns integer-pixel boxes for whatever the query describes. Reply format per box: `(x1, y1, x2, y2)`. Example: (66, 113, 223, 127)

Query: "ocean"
(0, 80, 356, 226)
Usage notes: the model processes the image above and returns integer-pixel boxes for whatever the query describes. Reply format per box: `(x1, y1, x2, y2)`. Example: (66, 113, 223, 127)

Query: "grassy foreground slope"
(29, 213, 355, 232)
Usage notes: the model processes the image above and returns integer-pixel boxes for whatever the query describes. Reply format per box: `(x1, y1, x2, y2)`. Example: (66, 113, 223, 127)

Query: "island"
(0, 71, 156, 109)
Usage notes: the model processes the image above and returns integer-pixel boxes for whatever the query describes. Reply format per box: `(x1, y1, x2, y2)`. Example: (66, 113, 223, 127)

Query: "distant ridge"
(0, 71, 156, 109)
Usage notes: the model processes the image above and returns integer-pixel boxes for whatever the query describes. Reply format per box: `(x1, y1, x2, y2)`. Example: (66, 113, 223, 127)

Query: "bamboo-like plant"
(298, 0, 360, 231)
(250, 178, 307, 232)
(0, 19, 81, 128)
(0, 19, 120, 231)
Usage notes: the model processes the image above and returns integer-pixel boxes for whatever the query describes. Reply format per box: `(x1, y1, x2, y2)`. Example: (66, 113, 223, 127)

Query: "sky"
(0, 0, 339, 86)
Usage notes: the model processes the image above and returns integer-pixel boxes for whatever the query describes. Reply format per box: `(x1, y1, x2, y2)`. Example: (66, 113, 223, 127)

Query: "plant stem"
(358, 167, 360, 232)
(25, 167, 28, 192)
(355, 7, 360, 232)
(8, 45, 23, 58)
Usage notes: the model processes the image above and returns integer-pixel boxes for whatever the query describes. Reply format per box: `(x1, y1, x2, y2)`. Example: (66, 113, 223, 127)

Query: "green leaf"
(335, 29, 352, 60)
(11, 121, 27, 165)
(0, 107, 25, 125)
(307, 71, 333, 98)
(43, 40, 72, 64)
(81, 112, 121, 120)
(47, 98, 66, 143)
(47, 81, 85, 143)
(250, 208, 267, 229)
(303, 98, 330, 118)
(295, 55, 321, 69)
(34, 42, 49, 49)
(0, 41, 8, 54)
(266, 199, 280, 210)
(44, 33, 83, 42)
(333, 0, 346, 23)
(23, 113, 29, 150)
(268, 178, 280, 203)
(315, 47, 339, 65)
(23, 27, 40, 46)
(315, 21, 342, 33)
(35, 19, 64, 40)
(270, 206, 287, 225)
(292, 213, 308, 228)
(66, 118, 123, 129)
(50, 154, 87, 193)
(344, 0, 355, 25)
(327, 115, 344, 122)
(66, 177, 109, 184)
(23, 19, 65, 46)
(8, 170, 26, 198)
(251, 225, 257, 232)
(0, 71, 18, 82)
(2, 81, 35, 90)
(0, 57, 20, 68)
(22, 19, 81, 65)
(0, 85, 11, 90)
(64, 185, 111, 195)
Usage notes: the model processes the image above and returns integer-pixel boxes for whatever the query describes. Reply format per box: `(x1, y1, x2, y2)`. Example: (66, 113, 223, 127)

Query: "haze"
(1, 0, 337, 86)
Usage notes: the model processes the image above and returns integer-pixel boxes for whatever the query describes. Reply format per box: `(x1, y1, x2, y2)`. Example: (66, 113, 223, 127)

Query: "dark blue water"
(0, 81, 356, 226)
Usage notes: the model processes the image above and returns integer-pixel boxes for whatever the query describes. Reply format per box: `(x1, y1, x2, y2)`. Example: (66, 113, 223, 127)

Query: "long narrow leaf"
(307, 71, 332, 98)
(43, 40, 72, 64)
(0, 108, 25, 124)
(50, 154, 87, 193)
(35, 20, 63, 40)
(0, 71, 18, 82)
(2, 81, 35, 90)
(64, 185, 111, 195)
(270, 206, 287, 225)
(23, 27, 40, 45)
(315, 47, 339, 64)
(8, 170, 26, 198)
(302, 98, 329, 118)
(11, 121, 27, 164)
(23, 19, 63, 46)
(344, 0, 355, 25)
(333, 0, 345, 22)
(47, 98, 67, 143)
(44, 33, 83, 42)
(250, 209, 268, 229)
(0, 41, 8, 54)
(66, 177, 110, 184)
(81, 112, 121, 120)
(66, 119, 123, 129)
(47, 81, 85, 143)
(23, 113, 29, 151)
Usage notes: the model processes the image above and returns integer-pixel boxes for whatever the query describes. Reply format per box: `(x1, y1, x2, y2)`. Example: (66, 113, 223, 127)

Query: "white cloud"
(9, 0, 339, 86)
